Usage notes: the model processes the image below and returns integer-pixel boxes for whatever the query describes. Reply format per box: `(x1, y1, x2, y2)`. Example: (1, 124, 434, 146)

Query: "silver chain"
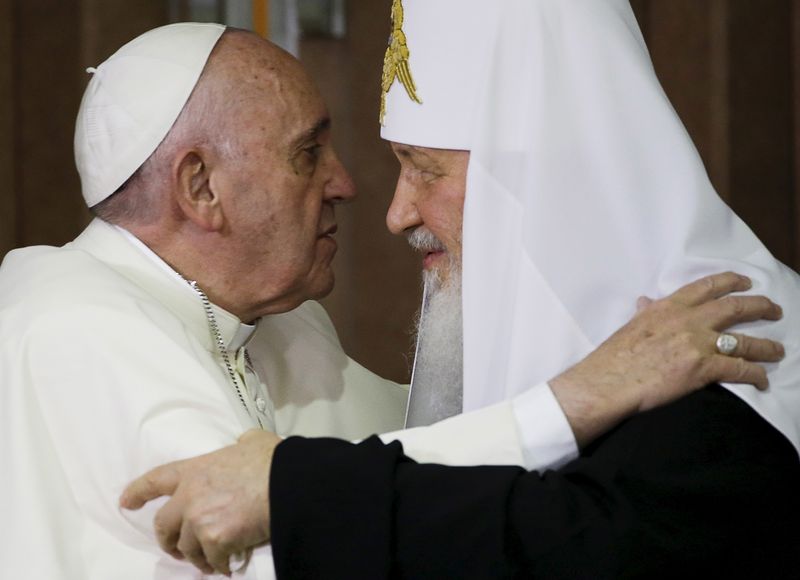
(187, 280, 263, 429)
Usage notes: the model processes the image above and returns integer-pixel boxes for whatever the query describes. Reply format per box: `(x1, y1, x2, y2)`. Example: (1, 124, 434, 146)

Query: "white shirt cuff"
(512, 382, 579, 471)
(379, 400, 526, 466)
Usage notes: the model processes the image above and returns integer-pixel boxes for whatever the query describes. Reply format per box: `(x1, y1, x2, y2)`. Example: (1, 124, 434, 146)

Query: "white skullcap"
(74, 22, 226, 207)
(379, 0, 496, 150)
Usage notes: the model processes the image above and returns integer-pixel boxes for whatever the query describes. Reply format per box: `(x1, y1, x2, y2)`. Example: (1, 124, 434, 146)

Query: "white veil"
(462, 0, 800, 455)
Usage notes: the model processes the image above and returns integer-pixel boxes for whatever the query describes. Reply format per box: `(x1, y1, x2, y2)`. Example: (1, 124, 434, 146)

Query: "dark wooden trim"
(0, 0, 16, 258)
(792, 0, 800, 269)
(727, 0, 794, 266)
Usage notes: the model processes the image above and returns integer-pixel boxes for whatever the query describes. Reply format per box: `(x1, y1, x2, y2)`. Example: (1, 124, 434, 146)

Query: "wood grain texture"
(0, 0, 15, 258)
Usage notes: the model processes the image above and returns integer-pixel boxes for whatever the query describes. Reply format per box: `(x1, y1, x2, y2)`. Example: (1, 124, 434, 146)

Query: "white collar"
(112, 224, 257, 351)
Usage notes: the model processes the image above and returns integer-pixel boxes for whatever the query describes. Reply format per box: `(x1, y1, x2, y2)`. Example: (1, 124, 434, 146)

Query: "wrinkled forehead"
(379, 0, 498, 150)
(211, 38, 328, 145)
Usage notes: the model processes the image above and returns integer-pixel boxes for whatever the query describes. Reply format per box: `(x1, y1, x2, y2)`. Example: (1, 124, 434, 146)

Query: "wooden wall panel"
(794, 0, 800, 267)
(0, 0, 15, 257)
(0, 0, 167, 262)
(14, 0, 86, 248)
(80, 0, 167, 67)
(728, 0, 794, 266)
(634, 0, 797, 269)
(634, 0, 731, 199)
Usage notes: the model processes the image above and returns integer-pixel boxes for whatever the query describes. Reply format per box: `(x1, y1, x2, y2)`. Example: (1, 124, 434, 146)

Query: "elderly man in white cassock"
(119, 0, 800, 578)
(0, 19, 770, 580)
(0, 23, 405, 580)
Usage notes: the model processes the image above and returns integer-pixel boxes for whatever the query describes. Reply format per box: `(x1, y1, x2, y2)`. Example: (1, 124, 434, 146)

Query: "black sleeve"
(270, 387, 800, 580)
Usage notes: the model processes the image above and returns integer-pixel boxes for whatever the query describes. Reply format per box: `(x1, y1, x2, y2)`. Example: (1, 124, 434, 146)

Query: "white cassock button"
(256, 397, 267, 412)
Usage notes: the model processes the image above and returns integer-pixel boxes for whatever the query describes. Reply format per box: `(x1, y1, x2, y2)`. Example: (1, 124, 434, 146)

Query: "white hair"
(406, 227, 464, 425)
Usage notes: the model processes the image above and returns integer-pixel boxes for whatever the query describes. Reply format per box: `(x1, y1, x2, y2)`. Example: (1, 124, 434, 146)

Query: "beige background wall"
(1, 0, 799, 384)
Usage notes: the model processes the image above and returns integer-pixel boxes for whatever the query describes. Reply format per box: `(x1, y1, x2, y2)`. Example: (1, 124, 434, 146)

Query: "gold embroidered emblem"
(380, 0, 422, 125)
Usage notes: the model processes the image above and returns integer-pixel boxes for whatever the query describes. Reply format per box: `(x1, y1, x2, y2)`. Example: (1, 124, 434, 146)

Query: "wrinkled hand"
(120, 429, 281, 576)
(551, 272, 784, 447)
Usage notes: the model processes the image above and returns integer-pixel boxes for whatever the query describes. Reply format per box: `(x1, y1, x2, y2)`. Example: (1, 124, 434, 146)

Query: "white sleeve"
(380, 382, 577, 471)
(380, 400, 525, 466)
(17, 307, 274, 580)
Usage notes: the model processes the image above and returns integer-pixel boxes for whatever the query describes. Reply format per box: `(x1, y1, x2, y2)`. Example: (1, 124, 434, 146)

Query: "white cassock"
(0, 218, 401, 578)
(0, 218, 575, 579)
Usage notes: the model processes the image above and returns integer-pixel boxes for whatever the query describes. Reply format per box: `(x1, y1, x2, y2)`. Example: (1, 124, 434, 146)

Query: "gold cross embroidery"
(380, 0, 422, 125)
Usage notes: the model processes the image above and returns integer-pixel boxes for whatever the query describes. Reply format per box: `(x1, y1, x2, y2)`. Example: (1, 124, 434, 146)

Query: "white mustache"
(407, 228, 445, 253)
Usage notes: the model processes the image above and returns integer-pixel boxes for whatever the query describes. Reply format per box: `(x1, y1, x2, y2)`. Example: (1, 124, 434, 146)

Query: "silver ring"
(716, 333, 738, 356)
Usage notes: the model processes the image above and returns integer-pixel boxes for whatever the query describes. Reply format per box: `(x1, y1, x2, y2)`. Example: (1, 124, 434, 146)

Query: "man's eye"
(404, 166, 440, 182)
(303, 144, 322, 160)
(292, 144, 322, 176)
(421, 170, 441, 183)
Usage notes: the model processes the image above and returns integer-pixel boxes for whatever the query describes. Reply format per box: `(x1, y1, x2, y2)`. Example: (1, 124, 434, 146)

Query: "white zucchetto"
(74, 22, 225, 207)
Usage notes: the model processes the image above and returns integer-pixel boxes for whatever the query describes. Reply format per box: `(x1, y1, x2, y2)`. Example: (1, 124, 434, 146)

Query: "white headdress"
(381, 0, 800, 455)
(74, 23, 225, 207)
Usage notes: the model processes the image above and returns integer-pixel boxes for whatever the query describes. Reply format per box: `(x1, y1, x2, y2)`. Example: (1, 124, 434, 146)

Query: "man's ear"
(173, 150, 225, 232)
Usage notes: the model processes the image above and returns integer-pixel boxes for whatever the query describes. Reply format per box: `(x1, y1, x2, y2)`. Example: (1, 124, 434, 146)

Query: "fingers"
(120, 463, 181, 510)
(153, 496, 186, 561)
(701, 295, 783, 330)
(177, 518, 240, 577)
(669, 271, 751, 306)
(177, 518, 215, 576)
(704, 355, 769, 390)
(725, 333, 785, 363)
(206, 541, 235, 577)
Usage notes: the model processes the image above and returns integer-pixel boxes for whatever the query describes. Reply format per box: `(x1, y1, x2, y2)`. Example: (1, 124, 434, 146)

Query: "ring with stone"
(716, 333, 739, 356)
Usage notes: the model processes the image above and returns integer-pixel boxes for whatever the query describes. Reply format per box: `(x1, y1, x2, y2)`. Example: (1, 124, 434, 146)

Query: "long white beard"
(405, 268, 464, 427)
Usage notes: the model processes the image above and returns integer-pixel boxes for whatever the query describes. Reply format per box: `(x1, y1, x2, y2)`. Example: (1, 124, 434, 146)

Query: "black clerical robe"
(270, 386, 800, 579)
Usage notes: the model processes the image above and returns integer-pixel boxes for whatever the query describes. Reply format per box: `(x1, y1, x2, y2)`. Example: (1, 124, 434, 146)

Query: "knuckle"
(752, 296, 771, 311)
(153, 514, 171, 540)
(197, 527, 218, 546)
(176, 539, 197, 558)
(703, 275, 717, 294)
(693, 354, 715, 382)
(198, 524, 230, 550)
(718, 296, 744, 318)
(735, 336, 750, 358)
(729, 296, 746, 317)
(143, 473, 160, 490)
(735, 357, 750, 380)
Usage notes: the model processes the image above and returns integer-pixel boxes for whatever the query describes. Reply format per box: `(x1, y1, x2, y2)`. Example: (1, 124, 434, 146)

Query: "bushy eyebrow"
(290, 117, 331, 152)
(393, 144, 440, 168)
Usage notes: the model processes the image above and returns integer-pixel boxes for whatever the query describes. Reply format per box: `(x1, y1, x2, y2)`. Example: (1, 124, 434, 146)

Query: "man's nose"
(324, 153, 356, 203)
(386, 179, 421, 235)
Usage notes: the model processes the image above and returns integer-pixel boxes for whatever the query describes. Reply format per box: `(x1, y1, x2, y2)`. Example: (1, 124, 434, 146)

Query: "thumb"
(119, 462, 182, 510)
